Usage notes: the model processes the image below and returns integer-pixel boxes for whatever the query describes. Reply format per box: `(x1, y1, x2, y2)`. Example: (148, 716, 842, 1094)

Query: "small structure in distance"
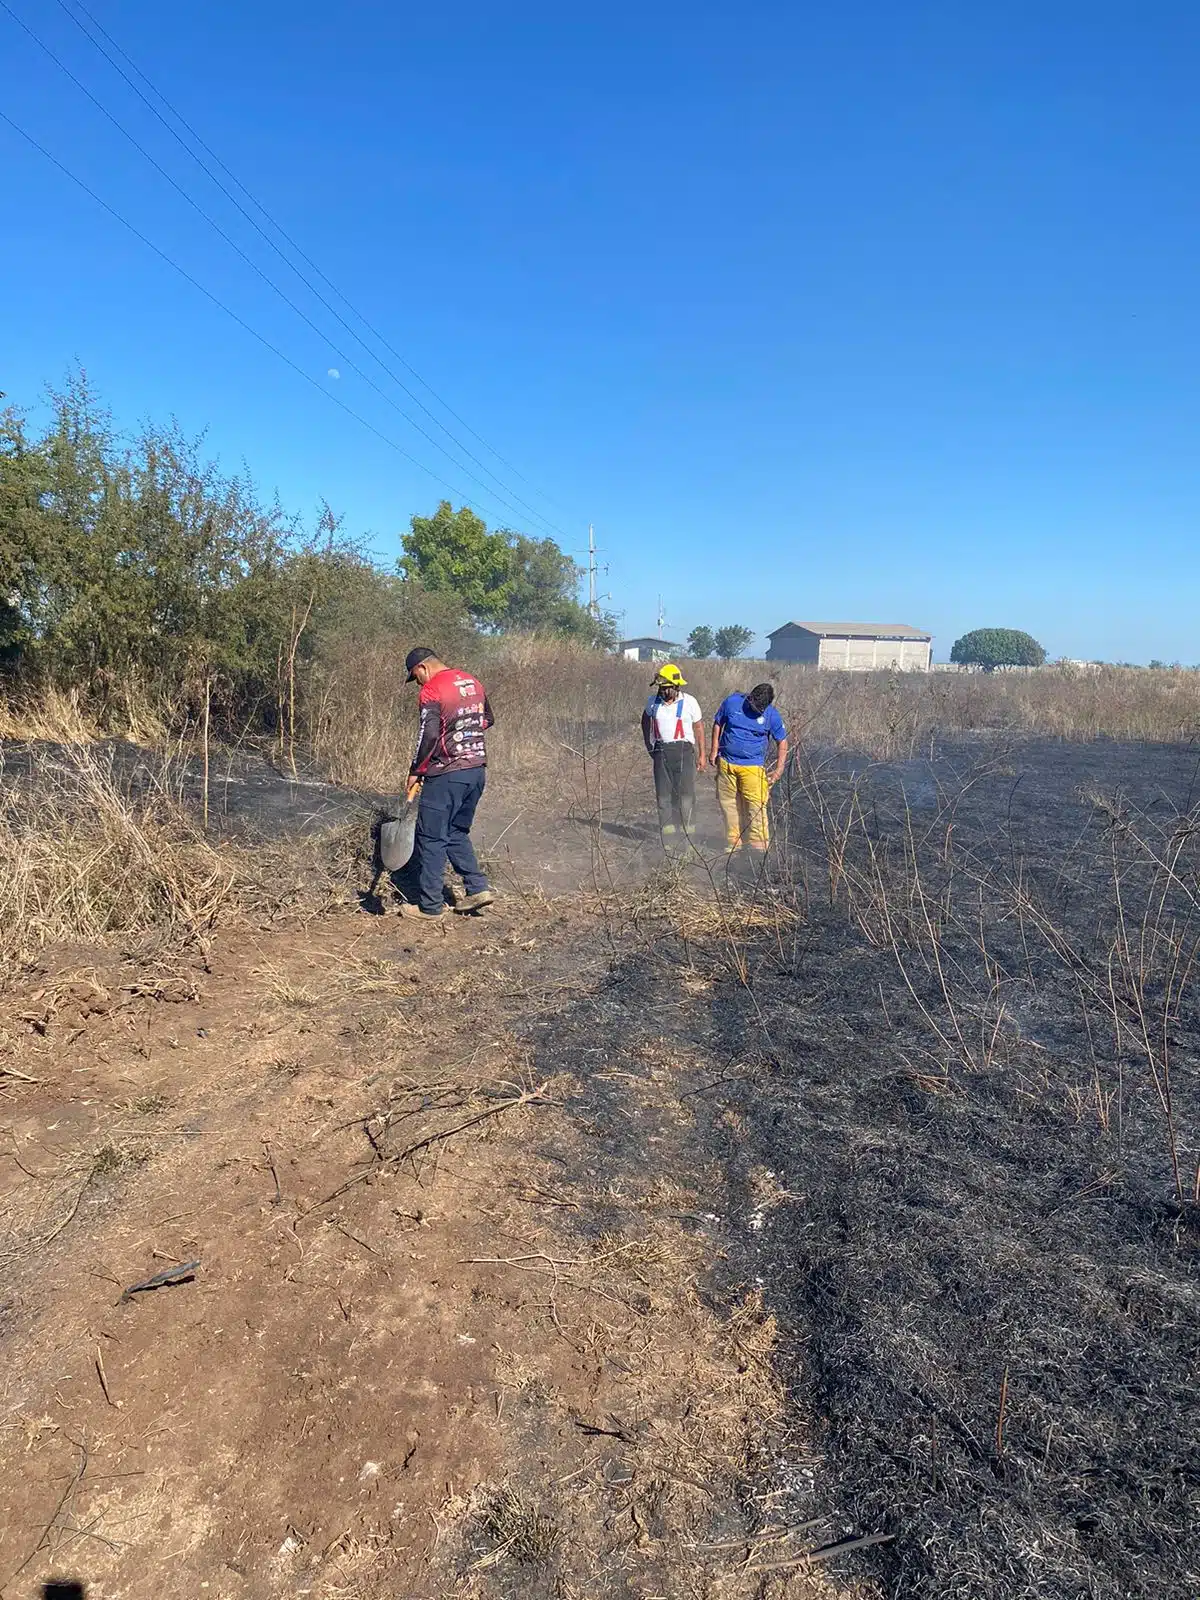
(766, 621, 932, 672)
(620, 636, 682, 664)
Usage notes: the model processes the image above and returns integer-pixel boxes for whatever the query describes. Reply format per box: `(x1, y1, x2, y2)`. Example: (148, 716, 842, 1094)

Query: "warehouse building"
(766, 621, 932, 672)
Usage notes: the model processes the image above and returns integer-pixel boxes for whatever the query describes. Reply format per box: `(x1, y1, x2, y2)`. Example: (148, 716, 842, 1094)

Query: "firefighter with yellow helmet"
(640, 663, 706, 851)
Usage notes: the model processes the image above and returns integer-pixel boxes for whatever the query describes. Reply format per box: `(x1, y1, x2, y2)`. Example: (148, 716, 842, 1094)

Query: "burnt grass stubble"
(748, 738, 1198, 1598)
(528, 738, 1199, 1599)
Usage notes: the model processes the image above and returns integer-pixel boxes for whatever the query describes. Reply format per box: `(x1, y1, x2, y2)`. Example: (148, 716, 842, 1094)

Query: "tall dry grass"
(305, 641, 1200, 794)
(8, 643, 1199, 795)
(0, 745, 360, 982)
(4, 644, 1199, 986)
(0, 746, 235, 972)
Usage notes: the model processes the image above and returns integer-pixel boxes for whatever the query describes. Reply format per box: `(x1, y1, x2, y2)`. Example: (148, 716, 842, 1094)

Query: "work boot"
(396, 903, 445, 921)
(454, 889, 495, 914)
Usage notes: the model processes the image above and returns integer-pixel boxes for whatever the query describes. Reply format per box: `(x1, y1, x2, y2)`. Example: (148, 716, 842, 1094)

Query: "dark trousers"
(414, 768, 488, 913)
(652, 741, 697, 846)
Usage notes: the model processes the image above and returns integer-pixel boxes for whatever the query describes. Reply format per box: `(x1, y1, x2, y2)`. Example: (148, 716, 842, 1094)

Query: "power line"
(51, 0, 576, 535)
(58, 0, 575, 521)
(2, 0, 572, 539)
(0, 106, 521, 527)
(3, 0, 557, 537)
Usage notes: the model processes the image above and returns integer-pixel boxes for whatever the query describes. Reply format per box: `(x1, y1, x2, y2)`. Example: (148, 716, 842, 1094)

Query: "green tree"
(687, 625, 716, 658)
(403, 505, 613, 643)
(2, 374, 622, 751)
(0, 373, 416, 728)
(0, 400, 52, 666)
(500, 533, 580, 630)
(400, 502, 512, 625)
(714, 624, 753, 660)
(497, 532, 613, 642)
(950, 628, 1046, 671)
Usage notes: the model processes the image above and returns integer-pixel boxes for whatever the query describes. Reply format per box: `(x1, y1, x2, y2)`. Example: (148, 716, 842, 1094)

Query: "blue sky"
(3, 0, 1199, 662)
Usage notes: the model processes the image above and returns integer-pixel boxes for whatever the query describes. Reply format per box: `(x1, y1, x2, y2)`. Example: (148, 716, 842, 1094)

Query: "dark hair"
(745, 682, 774, 716)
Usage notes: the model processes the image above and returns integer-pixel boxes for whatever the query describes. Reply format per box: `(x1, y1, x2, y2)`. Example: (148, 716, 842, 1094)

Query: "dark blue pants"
(414, 768, 488, 913)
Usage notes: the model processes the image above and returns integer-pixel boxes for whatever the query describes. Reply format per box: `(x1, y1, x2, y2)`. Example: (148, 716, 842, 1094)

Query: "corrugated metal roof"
(620, 637, 682, 649)
(768, 621, 932, 641)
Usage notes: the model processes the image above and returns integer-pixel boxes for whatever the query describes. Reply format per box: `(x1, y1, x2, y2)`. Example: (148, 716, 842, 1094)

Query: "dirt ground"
(0, 768, 867, 1600)
(2, 736, 1197, 1600)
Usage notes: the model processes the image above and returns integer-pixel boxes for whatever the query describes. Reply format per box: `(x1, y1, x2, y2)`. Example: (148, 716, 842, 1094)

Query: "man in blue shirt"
(708, 683, 788, 853)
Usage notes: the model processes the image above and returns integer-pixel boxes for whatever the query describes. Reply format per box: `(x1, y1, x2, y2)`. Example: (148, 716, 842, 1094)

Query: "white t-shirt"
(645, 692, 703, 746)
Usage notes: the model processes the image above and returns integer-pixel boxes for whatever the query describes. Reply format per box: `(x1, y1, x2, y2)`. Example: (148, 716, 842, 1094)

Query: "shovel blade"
(379, 803, 418, 871)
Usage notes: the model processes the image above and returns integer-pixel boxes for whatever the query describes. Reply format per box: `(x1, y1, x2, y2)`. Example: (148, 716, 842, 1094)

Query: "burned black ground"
(741, 739, 1198, 1598)
(0, 737, 396, 835)
(523, 737, 1199, 1599)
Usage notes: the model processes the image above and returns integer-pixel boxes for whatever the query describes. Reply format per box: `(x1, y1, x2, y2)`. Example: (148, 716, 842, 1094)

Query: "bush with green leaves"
(0, 376, 429, 731)
(0, 375, 613, 740)
(950, 628, 1047, 671)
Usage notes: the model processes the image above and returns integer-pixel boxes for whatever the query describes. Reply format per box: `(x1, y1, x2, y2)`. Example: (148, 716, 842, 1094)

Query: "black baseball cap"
(405, 646, 436, 682)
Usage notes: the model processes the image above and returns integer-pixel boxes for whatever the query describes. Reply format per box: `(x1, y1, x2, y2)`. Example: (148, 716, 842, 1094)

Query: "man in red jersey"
(402, 647, 496, 919)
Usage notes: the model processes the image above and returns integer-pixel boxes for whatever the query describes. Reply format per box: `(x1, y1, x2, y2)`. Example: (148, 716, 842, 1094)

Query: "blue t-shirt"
(713, 694, 787, 766)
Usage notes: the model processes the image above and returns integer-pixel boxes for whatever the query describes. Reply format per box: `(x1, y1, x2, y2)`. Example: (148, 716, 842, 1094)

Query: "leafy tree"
(500, 534, 580, 631)
(687, 625, 716, 658)
(714, 624, 753, 660)
(0, 374, 618, 754)
(497, 532, 613, 642)
(0, 373, 415, 728)
(400, 502, 512, 626)
(950, 628, 1046, 671)
(403, 505, 612, 643)
(0, 401, 51, 665)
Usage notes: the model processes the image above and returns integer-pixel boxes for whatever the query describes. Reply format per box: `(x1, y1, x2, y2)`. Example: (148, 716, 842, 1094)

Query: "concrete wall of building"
(767, 629, 932, 671)
(765, 630, 820, 664)
(815, 636, 931, 672)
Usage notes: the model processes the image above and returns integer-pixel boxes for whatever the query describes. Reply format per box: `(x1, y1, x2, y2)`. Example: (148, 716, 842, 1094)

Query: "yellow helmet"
(655, 662, 687, 687)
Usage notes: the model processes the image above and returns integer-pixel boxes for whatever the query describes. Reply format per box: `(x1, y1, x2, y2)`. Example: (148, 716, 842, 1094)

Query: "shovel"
(379, 799, 419, 871)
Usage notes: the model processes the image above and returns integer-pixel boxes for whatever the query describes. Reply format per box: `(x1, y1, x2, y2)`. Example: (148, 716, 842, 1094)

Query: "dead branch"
(307, 1080, 554, 1211)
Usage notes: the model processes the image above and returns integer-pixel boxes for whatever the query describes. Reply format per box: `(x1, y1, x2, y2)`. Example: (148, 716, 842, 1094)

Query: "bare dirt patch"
(0, 791, 860, 1600)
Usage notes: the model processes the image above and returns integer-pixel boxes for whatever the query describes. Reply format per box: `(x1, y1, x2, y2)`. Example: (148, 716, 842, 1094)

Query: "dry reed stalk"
(784, 753, 1200, 1194)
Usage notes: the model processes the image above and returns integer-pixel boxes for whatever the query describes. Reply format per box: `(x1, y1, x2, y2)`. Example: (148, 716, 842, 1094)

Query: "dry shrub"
(0, 746, 361, 982)
(305, 635, 644, 793)
(0, 679, 178, 747)
(0, 686, 102, 744)
(0, 746, 236, 971)
(473, 1484, 562, 1569)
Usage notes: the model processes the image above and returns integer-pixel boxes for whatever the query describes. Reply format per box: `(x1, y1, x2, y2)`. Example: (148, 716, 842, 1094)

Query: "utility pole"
(587, 524, 611, 620)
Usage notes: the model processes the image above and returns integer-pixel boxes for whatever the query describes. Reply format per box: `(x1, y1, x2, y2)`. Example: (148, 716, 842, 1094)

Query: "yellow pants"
(716, 759, 770, 851)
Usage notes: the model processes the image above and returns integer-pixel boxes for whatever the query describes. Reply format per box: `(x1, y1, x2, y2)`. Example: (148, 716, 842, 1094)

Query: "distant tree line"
(687, 624, 754, 660)
(0, 375, 612, 735)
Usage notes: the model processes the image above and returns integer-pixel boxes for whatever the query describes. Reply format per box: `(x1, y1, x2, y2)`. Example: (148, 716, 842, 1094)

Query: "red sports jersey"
(411, 667, 494, 776)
